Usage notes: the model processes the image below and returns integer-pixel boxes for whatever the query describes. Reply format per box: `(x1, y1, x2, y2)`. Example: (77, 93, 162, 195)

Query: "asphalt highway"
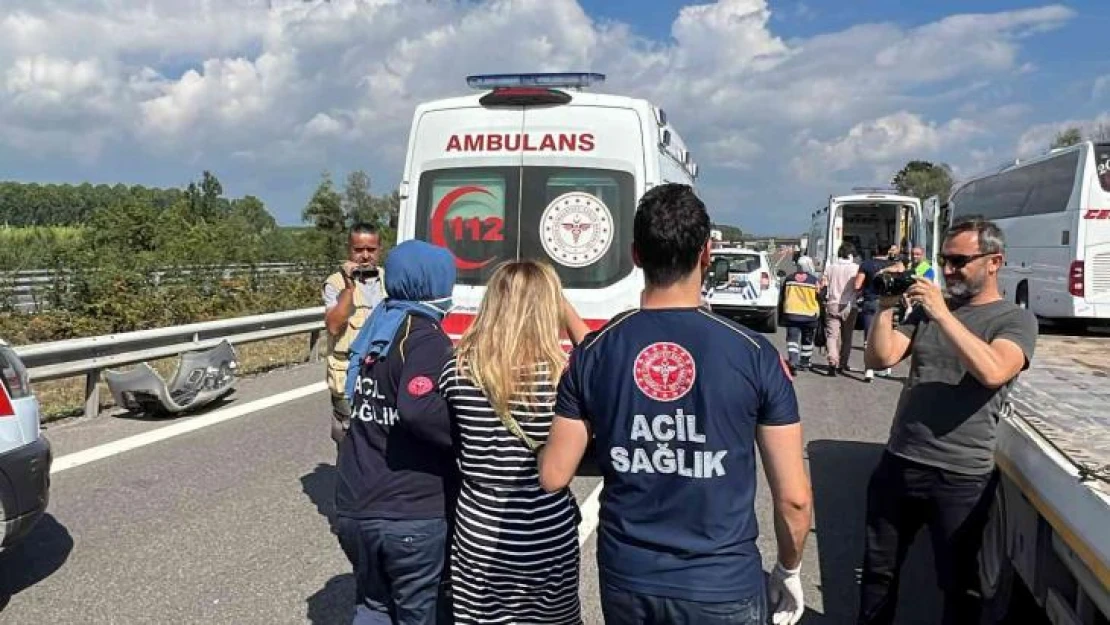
(1, 326, 946, 624)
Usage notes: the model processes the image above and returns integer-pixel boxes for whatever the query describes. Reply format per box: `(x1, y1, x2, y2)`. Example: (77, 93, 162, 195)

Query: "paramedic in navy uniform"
(538, 183, 814, 625)
(333, 240, 459, 625)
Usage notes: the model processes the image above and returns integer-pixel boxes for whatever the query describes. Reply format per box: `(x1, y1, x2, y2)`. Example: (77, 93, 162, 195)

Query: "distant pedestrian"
(820, 243, 860, 376)
(910, 246, 936, 282)
(855, 243, 899, 381)
(780, 256, 820, 374)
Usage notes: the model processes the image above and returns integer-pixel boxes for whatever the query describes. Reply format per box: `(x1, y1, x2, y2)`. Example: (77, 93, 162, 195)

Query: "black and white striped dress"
(439, 358, 581, 625)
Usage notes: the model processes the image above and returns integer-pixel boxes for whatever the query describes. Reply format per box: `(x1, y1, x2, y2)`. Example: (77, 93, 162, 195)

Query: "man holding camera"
(323, 223, 387, 446)
(856, 217, 1038, 625)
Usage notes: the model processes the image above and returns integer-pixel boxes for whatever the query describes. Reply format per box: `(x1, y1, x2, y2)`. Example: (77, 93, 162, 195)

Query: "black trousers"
(600, 579, 765, 625)
(857, 452, 999, 625)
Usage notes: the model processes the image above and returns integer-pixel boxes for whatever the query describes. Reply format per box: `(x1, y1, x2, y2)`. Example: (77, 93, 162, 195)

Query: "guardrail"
(13, 307, 326, 418)
(1, 262, 331, 313)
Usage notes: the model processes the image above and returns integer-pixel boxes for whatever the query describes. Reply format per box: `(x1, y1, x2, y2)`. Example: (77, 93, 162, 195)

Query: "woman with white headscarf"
(779, 255, 821, 374)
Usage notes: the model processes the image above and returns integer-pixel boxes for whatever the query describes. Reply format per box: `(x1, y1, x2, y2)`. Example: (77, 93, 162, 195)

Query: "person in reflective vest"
(780, 256, 821, 374)
(323, 223, 387, 447)
(910, 246, 936, 282)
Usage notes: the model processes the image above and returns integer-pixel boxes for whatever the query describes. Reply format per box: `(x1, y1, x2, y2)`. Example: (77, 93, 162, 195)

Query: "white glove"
(767, 562, 805, 625)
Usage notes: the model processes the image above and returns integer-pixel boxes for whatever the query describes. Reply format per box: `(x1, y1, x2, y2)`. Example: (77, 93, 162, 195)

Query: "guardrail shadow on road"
(0, 514, 73, 612)
(803, 440, 941, 625)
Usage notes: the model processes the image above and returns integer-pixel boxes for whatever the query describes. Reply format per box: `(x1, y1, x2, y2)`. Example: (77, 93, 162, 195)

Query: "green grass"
(0, 226, 86, 270)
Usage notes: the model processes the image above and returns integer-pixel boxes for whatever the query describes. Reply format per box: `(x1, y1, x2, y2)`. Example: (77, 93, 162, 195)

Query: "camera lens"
(872, 271, 916, 296)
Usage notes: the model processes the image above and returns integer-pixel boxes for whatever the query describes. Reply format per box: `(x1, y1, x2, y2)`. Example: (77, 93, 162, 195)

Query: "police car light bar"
(466, 73, 606, 90)
(850, 187, 901, 195)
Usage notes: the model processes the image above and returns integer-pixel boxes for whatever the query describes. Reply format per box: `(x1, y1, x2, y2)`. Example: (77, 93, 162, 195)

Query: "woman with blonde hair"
(439, 259, 589, 625)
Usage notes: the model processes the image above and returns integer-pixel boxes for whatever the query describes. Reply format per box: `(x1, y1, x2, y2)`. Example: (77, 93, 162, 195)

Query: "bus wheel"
(1015, 283, 1029, 310)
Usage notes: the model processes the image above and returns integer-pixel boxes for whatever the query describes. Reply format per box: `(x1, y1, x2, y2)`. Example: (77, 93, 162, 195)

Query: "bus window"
(1097, 144, 1110, 192)
(1023, 151, 1079, 215)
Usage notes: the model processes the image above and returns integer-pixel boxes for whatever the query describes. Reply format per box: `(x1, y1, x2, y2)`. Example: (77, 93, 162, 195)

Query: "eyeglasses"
(937, 253, 996, 269)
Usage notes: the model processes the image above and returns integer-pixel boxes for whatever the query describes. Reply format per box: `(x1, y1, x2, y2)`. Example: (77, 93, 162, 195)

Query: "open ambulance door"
(924, 195, 942, 285)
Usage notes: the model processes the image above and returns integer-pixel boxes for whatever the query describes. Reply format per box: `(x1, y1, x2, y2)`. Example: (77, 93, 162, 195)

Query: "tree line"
(1051, 123, 1110, 149)
(0, 169, 400, 344)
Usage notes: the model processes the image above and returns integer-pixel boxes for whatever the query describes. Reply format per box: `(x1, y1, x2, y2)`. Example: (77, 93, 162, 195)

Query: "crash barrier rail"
(1, 262, 331, 313)
(12, 307, 325, 419)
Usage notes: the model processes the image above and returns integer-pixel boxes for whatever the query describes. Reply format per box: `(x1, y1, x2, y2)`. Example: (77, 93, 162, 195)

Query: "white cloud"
(791, 112, 981, 178)
(1015, 113, 1110, 158)
(1093, 75, 1110, 100)
(701, 134, 763, 170)
(0, 0, 1081, 233)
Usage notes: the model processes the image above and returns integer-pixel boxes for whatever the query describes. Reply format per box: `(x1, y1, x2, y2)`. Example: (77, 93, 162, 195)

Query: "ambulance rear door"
(517, 104, 646, 322)
(406, 105, 525, 315)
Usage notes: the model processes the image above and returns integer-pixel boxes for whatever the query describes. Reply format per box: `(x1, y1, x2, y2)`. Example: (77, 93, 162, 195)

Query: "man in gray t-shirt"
(887, 300, 1037, 473)
(856, 217, 1038, 625)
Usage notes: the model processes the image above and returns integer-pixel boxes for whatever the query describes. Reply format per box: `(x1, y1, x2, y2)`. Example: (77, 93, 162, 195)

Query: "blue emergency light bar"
(466, 72, 606, 90)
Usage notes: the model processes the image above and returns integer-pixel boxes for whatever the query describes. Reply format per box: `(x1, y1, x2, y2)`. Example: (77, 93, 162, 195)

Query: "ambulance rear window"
(415, 166, 634, 288)
(415, 167, 519, 286)
(519, 167, 634, 289)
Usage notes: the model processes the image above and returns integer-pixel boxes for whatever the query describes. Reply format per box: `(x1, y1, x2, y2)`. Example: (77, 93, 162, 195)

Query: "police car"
(703, 247, 781, 333)
(0, 339, 52, 551)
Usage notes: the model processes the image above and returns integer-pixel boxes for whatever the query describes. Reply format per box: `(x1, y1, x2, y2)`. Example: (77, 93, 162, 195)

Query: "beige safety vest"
(324, 271, 385, 397)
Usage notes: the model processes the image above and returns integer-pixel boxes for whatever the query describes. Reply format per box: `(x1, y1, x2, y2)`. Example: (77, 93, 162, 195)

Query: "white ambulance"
(394, 73, 699, 340)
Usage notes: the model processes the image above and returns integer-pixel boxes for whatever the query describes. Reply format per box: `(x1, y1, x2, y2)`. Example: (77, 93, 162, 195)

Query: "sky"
(1, 0, 1108, 236)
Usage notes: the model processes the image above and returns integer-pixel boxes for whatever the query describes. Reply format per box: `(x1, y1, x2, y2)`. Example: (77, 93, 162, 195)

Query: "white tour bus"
(806, 189, 938, 275)
(394, 73, 699, 340)
(947, 141, 1110, 324)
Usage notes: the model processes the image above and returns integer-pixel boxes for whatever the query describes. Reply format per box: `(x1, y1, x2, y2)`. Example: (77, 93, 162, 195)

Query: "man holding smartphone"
(323, 223, 387, 446)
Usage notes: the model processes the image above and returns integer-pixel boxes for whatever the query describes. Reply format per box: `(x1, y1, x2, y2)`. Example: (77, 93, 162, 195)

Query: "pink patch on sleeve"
(407, 376, 434, 397)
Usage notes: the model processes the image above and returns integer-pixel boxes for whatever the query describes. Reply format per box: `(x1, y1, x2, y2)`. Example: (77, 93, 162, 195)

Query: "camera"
(872, 271, 917, 297)
(350, 264, 379, 279)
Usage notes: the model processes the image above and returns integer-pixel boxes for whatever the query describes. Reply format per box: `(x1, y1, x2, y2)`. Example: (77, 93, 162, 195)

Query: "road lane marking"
(51, 382, 327, 474)
(578, 482, 603, 546)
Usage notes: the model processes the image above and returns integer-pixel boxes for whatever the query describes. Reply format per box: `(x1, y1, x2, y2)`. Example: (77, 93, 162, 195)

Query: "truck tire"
(980, 481, 1016, 624)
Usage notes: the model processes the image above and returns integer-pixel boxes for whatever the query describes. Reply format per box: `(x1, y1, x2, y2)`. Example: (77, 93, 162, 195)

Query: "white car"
(703, 248, 781, 333)
(0, 339, 52, 551)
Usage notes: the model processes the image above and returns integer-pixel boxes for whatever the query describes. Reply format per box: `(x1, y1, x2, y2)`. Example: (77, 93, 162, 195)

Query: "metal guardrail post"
(308, 329, 322, 362)
(85, 369, 100, 419)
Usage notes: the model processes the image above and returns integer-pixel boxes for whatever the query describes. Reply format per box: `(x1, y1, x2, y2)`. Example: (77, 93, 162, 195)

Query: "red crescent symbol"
(430, 185, 496, 270)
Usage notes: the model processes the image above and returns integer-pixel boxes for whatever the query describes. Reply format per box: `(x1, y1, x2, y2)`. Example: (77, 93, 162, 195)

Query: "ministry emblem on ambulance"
(633, 342, 696, 402)
(540, 192, 613, 268)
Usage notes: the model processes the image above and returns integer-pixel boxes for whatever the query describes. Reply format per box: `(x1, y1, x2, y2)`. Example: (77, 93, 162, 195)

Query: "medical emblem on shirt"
(539, 192, 613, 268)
(633, 342, 696, 402)
(407, 376, 434, 397)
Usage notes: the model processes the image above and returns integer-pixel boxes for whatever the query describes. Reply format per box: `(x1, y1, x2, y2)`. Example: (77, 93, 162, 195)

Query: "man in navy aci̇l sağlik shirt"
(538, 183, 814, 625)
